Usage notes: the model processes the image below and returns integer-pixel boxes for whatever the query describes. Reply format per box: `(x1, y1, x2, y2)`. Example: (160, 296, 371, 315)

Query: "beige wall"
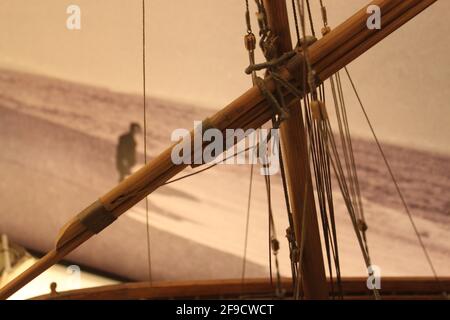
(0, 0, 449, 153)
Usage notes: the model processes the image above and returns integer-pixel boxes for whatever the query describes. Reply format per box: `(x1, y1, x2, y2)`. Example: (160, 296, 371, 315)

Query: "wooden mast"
(0, 0, 438, 300)
(262, 0, 328, 299)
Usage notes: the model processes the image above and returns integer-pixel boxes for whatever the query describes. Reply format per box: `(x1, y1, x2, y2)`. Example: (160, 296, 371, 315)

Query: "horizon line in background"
(0, 64, 448, 158)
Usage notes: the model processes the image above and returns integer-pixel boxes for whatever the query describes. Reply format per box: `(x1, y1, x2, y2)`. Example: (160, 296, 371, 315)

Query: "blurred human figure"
(116, 122, 142, 182)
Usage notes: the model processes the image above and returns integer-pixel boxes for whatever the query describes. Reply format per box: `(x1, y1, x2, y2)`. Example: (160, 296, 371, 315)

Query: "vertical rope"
(241, 150, 255, 286)
(291, 0, 301, 43)
(142, 0, 152, 284)
(241, 0, 254, 293)
(305, 0, 316, 38)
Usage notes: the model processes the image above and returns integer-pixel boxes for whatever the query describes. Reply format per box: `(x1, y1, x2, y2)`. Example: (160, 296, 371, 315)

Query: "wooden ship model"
(1, 0, 449, 300)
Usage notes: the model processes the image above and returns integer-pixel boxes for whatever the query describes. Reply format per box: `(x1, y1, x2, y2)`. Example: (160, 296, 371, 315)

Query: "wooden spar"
(30, 277, 450, 300)
(263, 0, 328, 299)
(0, 0, 438, 300)
(33, 278, 293, 300)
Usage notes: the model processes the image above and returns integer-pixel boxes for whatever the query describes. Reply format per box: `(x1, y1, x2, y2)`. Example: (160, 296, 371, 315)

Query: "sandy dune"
(0, 106, 266, 281)
(0, 69, 448, 282)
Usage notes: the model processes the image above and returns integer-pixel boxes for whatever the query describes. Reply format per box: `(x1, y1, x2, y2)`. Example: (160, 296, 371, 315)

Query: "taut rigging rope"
(344, 67, 448, 299)
(241, 146, 255, 286)
(142, 0, 153, 284)
(291, 0, 301, 44)
(241, 0, 255, 289)
(305, 0, 316, 38)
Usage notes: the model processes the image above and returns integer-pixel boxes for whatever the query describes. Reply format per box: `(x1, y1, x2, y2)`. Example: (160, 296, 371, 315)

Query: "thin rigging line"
(316, 0, 376, 299)
(162, 144, 255, 186)
(241, 133, 256, 286)
(142, 0, 152, 284)
(241, 162, 254, 284)
(241, 1, 252, 287)
(305, 0, 316, 38)
(344, 67, 446, 297)
(291, 0, 301, 43)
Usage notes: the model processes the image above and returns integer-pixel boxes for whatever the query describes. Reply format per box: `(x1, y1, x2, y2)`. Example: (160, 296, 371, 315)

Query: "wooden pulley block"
(311, 100, 327, 121)
(244, 33, 256, 51)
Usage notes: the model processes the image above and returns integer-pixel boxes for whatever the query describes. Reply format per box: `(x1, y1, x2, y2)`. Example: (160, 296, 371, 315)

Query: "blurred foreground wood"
(31, 277, 450, 300)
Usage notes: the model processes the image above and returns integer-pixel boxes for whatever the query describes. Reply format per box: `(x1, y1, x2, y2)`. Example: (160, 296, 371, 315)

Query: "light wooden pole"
(0, 0, 437, 300)
(263, 0, 328, 299)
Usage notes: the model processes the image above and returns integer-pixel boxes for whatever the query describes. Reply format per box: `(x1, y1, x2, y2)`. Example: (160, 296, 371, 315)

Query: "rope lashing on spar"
(244, 23, 319, 129)
(245, 47, 316, 129)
